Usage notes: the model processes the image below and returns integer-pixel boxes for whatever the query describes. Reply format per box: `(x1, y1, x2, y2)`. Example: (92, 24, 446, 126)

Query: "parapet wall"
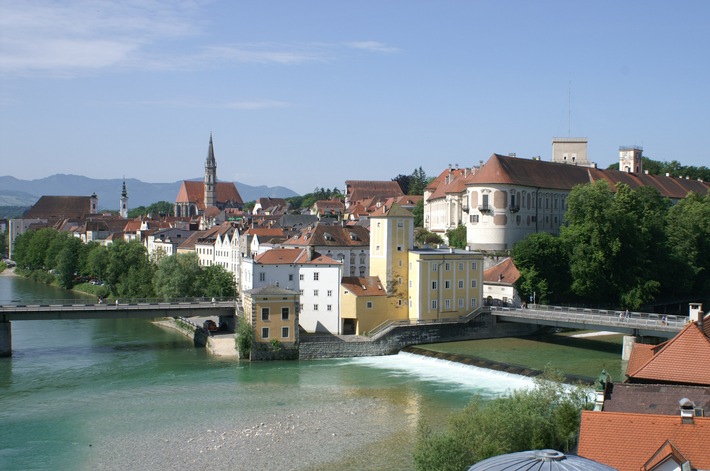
(298, 313, 538, 360)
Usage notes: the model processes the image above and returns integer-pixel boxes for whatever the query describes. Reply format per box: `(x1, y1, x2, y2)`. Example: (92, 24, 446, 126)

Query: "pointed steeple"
(204, 134, 217, 208)
(119, 176, 129, 218)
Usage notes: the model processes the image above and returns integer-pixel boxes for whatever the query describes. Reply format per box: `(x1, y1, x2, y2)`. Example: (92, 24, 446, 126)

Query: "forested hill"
(0, 175, 298, 210)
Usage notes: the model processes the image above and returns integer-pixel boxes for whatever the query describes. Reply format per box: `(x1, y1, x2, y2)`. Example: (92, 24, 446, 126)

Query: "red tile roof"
(254, 248, 339, 265)
(24, 195, 93, 219)
(468, 154, 709, 198)
(282, 223, 369, 247)
(341, 276, 386, 297)
(578, 410, 710, 471)
(626, 317, 710, 386)
(483, 257, 521, 284)
(175, 181, 243, 210)
(345, 180, 404, 203)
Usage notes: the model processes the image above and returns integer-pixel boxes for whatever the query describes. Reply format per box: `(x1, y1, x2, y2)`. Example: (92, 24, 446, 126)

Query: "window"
(313, 304, 319, 311)
(299, 274, 304, 281)
(259, 272, 266, 282)
(458, 280, 464, 289)
(281, 307, 289, 320)
(458, 262, 464, 271)
(470, 214, 479, 223)
(398, 260, 402, 266)
(327, 304, 332, 311)
(261, 327, 269, 339)
(314, 290, 319, 296)
(445, 280, 451, 289)
(398, 277, 402, 285)
(471, 280, 477, 288)
(281, 327, 289, 338)
(366, 301, 373, 309)
(459, 298, 464, 308)
(397, 221, 403, 228)
(471, 262, 477, 270)
(445, 263, 450, 271)
(288, 274, 294, 281)
(409, 262, 412, 270)
(432, 281, 438, 289)
(409, 280, 412, 288)
(433, 264, 438, 272)
(261, 308, 269, 321)
(432, 300, 438, 309)
(299, 289, 304, 295)
(445, 299, 451, 309)
(471, 298, 477, 308)
(397, 246, 403, 252)
(376, 245, 380, 251)
(313, 272, 319, 280)
(327, 290, 332, 297)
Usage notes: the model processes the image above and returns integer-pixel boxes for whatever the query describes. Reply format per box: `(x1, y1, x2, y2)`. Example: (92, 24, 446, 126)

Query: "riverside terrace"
(0, 297, 237, 356)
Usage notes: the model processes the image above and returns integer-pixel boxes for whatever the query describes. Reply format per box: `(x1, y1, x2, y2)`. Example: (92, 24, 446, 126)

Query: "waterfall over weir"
(351, 351, 535, 398)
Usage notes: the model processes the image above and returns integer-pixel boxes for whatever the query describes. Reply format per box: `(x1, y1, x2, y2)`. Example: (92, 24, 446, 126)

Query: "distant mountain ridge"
(0, 174, 298, 210)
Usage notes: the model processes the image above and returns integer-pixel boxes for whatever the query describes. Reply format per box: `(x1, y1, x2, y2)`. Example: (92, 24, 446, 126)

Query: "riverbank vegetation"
(414, 369, 591, 471)
(10, 228, 235, 299)
(513, 182, 710, 309)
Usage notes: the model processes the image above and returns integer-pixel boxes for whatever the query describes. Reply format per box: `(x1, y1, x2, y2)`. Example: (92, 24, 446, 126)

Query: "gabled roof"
(341, 276, 386, 297)
(175, 181, 243, 209)
(24, 195, 93, 219)
(467, 154, 709, 198)
(282, 223, 369, 247)
(177, 230, 205, 250)
(626, 316, 710, 386)
(483, 257, 521, 285)
(578, 410, 710, 471)
(345, 180, 404, 203)
(370, 202, 414, 218)
(243, 227, 286, 238)
(254, 248, 340, 266)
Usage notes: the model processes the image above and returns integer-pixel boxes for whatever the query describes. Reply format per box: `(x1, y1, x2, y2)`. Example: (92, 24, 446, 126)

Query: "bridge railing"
(366, 306, 489, 339)
(0, 297, 239, 311)
(489, 305, 687, 330)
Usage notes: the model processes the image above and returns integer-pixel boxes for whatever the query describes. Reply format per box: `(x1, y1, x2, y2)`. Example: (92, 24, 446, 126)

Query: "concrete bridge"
(489, 304, 685, 339)
(0, 297, 238, 356)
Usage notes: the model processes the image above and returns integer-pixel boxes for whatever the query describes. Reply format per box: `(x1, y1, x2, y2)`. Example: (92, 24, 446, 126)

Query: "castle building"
(174, 135, 243, 217)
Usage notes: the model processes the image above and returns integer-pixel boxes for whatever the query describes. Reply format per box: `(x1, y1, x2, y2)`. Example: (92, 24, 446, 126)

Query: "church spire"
(119, 176, 129, 218)
(204, 134, 217, 207)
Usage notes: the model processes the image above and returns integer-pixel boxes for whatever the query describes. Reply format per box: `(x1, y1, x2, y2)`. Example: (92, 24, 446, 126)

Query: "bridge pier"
(0, 321, 11, 357)
(621, 335, 636, 361)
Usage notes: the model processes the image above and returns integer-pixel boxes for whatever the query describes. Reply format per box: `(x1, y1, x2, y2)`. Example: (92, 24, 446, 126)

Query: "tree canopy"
(127, 201, 174, 218)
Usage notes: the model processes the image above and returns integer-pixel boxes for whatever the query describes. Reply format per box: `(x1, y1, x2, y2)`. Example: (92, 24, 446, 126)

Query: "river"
(0, 273, 541, 471)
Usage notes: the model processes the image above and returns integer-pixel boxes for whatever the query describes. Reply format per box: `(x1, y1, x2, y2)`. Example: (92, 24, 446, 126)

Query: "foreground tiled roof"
(483, 257, 521, 284)
(602, 383, 710, 415)
(341, 276, 386, 297)
(626, 317, 710, 386)
(578, 410, 710, 471)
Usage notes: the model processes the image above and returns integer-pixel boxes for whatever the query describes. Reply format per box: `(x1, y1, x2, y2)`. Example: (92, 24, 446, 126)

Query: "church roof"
(174, 181, 243, 210)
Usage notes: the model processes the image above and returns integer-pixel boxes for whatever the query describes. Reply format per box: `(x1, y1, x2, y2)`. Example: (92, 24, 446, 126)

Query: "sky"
(1, 1, 709, 195)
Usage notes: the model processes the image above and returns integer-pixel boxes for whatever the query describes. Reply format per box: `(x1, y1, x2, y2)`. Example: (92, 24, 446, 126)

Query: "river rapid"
(1, 274, 536, 471)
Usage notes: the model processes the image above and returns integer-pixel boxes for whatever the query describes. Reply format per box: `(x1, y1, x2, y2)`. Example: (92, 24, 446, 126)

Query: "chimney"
(680, 398, 695, 424)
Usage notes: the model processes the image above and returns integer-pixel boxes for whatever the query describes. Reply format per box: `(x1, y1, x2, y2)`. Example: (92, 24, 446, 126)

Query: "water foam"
(350, 351, 535, 397)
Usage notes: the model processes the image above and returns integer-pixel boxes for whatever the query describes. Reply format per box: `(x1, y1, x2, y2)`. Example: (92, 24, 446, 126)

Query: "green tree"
(44, 231, 70, 270)
(408, 167, 429, 195)
(56, 237, 84, 289)
(0, 230, 8, 258)
(512, 232, 570, 304)
(415, 228, 444, 247)
(105, 239, 153, 297)
(414, 369, 590, 471)
(86, 244, 110, 281)
(445, 224, 466, 249)
(412, 199, 424, 227)
(154, 252, 201, 299)
(198, 265, 236, 298)
(666, 192, 710, 296)
(127, 201, 175, 218)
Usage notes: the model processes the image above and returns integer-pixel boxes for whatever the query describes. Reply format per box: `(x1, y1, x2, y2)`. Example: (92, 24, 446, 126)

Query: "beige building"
(242, 286, 299, 360)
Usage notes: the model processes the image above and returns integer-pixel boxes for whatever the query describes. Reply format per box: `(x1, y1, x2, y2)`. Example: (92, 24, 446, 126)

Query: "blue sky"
(1, 1, 708, 195)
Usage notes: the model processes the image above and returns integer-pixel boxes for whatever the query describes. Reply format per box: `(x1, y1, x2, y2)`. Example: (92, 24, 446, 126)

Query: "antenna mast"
(568, 80, 571, 137)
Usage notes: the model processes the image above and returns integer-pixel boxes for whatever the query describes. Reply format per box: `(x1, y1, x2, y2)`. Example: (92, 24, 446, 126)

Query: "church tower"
(619, 146, 643, 174)
(204, 134, 217, 208)
(119, 177, 129, 218)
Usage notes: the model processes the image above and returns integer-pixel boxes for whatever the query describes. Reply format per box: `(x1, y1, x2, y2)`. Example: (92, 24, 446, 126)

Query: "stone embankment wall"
(298, 313, 538, 360)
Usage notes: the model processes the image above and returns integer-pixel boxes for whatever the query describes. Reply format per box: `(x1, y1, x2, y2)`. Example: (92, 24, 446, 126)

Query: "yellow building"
(242, 286, 299, 359)
(408, 248, 483, 321)
(348, 202, 483, 334)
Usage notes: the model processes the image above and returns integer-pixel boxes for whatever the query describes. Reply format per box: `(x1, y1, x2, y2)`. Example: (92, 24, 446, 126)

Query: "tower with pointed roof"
(204, 134, 217, 208)
(119, 177, 128, 218)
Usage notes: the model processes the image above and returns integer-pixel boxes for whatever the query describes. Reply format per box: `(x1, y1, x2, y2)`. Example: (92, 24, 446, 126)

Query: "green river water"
(0, 273, 626, 470)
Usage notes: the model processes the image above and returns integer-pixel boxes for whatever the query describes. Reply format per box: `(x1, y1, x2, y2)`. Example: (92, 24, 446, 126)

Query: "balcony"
(462, 203, 469, 213)
(478, 205, 493, 214)
(509, 205, 520, 213)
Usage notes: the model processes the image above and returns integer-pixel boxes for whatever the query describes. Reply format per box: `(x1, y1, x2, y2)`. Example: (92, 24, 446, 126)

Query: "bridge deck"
(490, 305, 685, 338)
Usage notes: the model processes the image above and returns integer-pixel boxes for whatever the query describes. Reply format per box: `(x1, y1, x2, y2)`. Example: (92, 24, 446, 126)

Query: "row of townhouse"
(425, 141, 710, 250)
